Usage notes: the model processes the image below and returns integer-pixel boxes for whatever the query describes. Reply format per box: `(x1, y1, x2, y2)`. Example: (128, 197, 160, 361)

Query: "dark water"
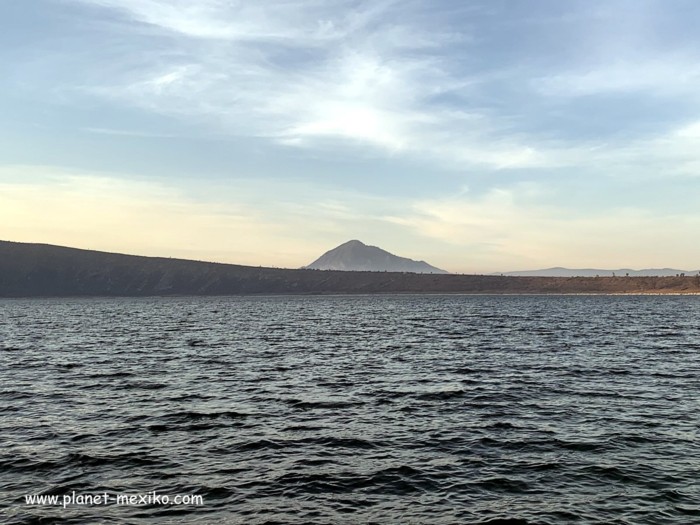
(1, 295, 699, 524)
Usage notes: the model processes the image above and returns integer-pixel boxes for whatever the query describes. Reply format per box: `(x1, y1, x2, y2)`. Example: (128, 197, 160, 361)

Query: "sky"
(2, 0, 700, 273)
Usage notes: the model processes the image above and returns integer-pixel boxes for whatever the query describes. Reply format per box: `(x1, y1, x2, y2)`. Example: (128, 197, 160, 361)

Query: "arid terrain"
(1, 241, 699, 297)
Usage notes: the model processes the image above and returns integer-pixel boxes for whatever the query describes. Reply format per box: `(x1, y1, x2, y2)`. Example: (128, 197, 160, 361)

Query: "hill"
(1, 240, 699, 297)
(305, 240, 448, 273)
(499, 267, 698, 277)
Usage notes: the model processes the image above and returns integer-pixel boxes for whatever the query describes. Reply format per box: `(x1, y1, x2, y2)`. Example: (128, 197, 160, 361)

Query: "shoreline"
(2, 291, 700, 299)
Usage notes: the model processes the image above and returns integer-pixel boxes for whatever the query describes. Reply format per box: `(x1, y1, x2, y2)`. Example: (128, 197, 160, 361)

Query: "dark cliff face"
(1, 240, 699, 297)
(305, 240, 448, 274)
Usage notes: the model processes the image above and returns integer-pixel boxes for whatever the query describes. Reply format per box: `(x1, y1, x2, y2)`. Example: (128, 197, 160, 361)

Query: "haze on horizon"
(2, 0, 700, 274)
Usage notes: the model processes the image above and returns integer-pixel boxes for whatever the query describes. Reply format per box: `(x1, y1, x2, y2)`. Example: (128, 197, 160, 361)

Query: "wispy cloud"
(6, 0, 697, 176)
(534, 57, 700, 98)
(0, 164, 402, 266)
(385, 184, 700, 271)
(77, 0, 388, 41)
(6, 1, 700, 270)
(3, 162, 700, 271)
(82, 127, 179, 138)
(66, 0, 569, 169)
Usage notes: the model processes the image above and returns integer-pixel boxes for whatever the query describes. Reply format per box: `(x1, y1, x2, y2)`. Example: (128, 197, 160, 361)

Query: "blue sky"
(2, 0, 700, 272)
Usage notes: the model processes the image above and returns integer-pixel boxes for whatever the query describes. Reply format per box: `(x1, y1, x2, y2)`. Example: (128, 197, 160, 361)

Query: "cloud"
(76, 0, 383, 41)
(534, 57, 700, 98)
(0, 165, 402, 267)
(0, 165, 292, 265)
(82, 127, 179, 138)
(385, 185, 700, 271)
(6, 1, 700, 275)
(581, 119, 700, 180)
(64, 0, 565, 169)
(3, 163, 700, 272)
(2, 0, 692, 180)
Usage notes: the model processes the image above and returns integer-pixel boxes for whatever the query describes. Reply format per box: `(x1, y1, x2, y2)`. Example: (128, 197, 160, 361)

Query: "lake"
(1, 295, 699, 524)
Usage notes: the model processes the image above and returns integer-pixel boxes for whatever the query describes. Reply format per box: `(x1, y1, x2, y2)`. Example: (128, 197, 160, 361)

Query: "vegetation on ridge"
(1, 241, 699, 297)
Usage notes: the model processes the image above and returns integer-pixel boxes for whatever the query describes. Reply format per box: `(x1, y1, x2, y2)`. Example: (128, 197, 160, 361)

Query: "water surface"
(1, 295, 699, 524)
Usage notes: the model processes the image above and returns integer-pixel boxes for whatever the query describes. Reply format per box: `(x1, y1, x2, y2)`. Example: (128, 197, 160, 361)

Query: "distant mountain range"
(498, 267, 699, 277)
(305, 240, 448, 274)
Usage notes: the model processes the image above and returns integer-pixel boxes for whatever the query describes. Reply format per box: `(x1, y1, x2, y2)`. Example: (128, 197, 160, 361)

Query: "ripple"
(1, 294, 699, 524)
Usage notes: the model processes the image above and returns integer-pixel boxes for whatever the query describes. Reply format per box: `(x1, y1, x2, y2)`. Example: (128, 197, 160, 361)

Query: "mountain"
(498, 267, 699, 277)
(305, 240, 448, 274)
(1, 240, 699, 296)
